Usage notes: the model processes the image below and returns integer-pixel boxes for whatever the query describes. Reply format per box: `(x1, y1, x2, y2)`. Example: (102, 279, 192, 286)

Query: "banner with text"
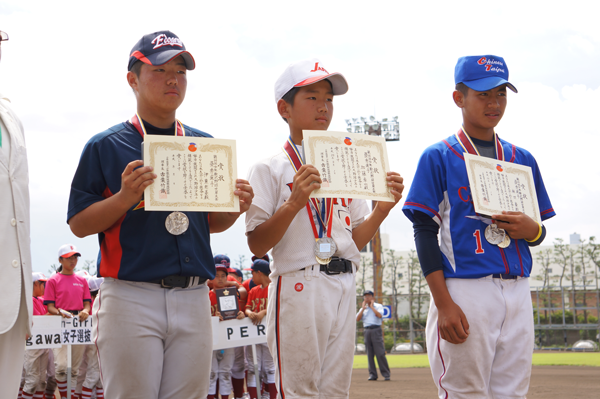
(212, 316, 268, 350)
(26, 316, 94, 349)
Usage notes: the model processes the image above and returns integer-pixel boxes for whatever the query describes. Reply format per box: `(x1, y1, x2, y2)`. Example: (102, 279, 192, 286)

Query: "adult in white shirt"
(356, 290, 391, 381)
(0, 29, 34, 399)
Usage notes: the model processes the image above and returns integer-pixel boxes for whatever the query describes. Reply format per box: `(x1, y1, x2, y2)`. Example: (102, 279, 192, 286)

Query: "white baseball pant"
(426, 276, 534, 399)
(208, 348, 235, 396)
(93, 278, 212, 399)
(267, 265, 356, 399)
(245, 342, 275, 387)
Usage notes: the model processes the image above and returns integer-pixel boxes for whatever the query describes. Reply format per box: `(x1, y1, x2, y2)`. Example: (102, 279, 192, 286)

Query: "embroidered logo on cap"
(476, 57, 506, 73)
(295, 283, 303, 292)
(310, 62, 328, 74)
(151, 34, 183, 49)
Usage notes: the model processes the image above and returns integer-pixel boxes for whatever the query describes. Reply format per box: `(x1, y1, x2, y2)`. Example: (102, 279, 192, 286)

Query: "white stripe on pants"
(93, 278, 212, 399)
(426, 276, 534, 399)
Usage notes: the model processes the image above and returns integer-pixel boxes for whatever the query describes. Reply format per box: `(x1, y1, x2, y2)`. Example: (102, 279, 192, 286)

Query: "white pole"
(67, 344, 72, 399)
(252, 343, 261, 399)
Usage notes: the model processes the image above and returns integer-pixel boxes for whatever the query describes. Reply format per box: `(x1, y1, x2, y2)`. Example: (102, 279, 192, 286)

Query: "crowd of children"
(21, 250, 275, 399)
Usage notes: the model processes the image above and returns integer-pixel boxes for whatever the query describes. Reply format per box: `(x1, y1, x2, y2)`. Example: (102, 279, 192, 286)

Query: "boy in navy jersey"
(403, 55, 555, 398)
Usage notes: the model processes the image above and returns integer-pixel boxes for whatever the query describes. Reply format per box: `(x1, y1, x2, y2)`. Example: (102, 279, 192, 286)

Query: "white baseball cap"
(87, 276, 104, 292)
(274, 58, 348, 103)
(32, 272, 48, 283)
(58, 244, 81, 258)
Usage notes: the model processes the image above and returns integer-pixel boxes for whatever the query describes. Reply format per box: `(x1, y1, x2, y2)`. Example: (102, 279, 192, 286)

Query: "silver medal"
(498, 234, 511, 249)
(165, 211, 189, 235)
(485, 224, 505, 245)
(314, 237, 337, 259)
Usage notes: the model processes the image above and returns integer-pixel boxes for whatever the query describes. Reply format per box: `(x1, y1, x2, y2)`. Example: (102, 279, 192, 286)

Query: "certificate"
(143, 135, 239, 212)
(216, 287, 240, 320)
(464, 154, 541, 224)
(302, 130, 394, 202)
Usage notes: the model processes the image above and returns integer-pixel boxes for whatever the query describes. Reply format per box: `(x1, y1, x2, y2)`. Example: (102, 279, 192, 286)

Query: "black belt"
(364, 325, 381, 330)
(492, 273, 518, 280)
(148, 275, 207, 289)
(304, 257, 353, 275)
(66, 310, 80, 315)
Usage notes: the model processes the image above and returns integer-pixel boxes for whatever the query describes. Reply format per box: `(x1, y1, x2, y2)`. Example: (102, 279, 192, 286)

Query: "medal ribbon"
(455, 126, 504, 160)
(130, 113, 185, 138)
(282, 137, 334, 240)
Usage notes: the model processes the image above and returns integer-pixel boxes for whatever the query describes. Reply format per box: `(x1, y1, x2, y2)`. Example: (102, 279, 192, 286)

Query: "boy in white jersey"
(245, 58, 404, 398)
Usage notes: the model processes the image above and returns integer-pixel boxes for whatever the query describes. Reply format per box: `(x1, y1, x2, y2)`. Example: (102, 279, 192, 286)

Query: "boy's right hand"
(118, 160, 156, 208)
(437, 301, 470, 344)
(287, 165, 322, 212)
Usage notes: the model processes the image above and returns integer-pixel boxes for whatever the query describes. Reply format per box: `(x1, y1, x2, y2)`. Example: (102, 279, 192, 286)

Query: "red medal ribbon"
(455, 127, 505, 161)
(282, 138, 334, 240)
(130, 113, 185, 138)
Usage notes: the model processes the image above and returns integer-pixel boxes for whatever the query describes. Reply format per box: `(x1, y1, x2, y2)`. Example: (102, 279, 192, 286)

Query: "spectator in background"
(356, 290, 390, 381)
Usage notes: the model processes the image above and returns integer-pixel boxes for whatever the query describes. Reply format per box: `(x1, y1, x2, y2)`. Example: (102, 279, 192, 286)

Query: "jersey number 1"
(473, 230, 485, 254)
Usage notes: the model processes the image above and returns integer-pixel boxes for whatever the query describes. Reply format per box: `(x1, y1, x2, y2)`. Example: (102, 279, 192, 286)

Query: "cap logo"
(310, 62, 328, 74)
(476, 57, 506, 73)
(151, 34, 183, 50)
(70, 246, 74, 250)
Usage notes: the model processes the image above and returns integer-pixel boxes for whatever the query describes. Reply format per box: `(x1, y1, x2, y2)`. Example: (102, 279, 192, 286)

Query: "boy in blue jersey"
(403, 55, 555, 398)
(67, 31, 253, 398)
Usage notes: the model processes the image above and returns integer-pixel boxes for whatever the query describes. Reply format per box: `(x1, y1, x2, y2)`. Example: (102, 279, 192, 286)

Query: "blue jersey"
(67, 121, 216, 282)
(403, 132, 555, 279)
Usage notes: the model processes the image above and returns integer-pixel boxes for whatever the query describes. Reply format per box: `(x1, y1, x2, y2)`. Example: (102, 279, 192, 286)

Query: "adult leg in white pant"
(0, 288, 29, 399)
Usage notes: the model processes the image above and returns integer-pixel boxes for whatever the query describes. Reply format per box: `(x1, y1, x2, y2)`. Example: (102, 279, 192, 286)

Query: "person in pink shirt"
(43, 244, 91, 399)
(20, 272, 50, 399)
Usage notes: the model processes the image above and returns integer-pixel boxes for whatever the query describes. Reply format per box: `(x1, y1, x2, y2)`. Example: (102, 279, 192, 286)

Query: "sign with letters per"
(302, 130, 394, 202)
(464, 154, 541, 224)
(143, 135, 239, 212)
(211, 316, 267, 350)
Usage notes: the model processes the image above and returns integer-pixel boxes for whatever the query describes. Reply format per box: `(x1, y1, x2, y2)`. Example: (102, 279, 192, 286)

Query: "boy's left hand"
(236, 311, 245, 320)
(492, 211, 539, 240)
(375, 172, 405, 214)
(234, 179, 254, 214)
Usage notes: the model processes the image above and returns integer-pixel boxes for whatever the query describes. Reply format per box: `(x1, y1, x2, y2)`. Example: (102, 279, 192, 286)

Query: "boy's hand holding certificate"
(302, 130, 394, 202)
(464, 153, 541, 224)
(143, 135, 239, 212)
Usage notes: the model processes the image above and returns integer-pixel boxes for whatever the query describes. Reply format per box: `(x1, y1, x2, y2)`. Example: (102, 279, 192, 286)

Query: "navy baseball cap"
(251, 254, 270, 263)
(363, 290, 374, 296)
(214, 254, 231, 267)
(128, 30, 195, 71)
(455, 55, 517, 93)
(251, 259, 271, 275)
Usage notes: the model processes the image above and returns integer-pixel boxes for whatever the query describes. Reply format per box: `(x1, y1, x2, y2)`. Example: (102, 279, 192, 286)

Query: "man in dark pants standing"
(356, 290, 391, 381)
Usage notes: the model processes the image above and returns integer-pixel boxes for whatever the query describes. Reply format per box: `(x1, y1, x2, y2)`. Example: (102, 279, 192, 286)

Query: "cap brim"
(61, 251, 81, 258)
(462, 77, 517, 93)
(132, 50, 195, 71)
(294, 72, 349, 96)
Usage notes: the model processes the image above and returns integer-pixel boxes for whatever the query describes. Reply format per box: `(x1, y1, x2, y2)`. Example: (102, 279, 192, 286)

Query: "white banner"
(26, 316, 62, 349)
(212, 316, 268, 350)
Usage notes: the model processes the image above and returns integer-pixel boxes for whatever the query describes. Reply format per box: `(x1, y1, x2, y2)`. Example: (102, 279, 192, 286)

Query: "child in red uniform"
(43, 244, 91, 399)
(209, 266, 245, 399)
(20, 273, 49, 399)
(244, 259, 275, 399)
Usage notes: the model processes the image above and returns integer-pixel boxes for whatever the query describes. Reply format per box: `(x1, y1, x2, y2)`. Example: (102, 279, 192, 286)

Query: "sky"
(1, 0, 598, 273)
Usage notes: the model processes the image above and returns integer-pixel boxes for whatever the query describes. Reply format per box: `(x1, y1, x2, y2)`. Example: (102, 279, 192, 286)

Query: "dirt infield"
(349, 366, 600, 398)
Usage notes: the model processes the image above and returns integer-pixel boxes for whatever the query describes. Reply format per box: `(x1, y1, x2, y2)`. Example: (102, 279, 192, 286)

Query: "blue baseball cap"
(214, 254, 231, 267)
(363, 290, 374, 296)
(454, 55, 517, 93)
(251, 259, 271, 275)
(128, 30, 195, 71)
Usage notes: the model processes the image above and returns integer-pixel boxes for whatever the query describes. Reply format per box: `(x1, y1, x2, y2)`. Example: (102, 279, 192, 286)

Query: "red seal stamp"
(294, 283, 303, 292)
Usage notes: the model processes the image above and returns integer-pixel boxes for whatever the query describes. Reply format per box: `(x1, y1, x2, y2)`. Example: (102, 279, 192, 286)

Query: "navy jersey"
(403, 132, 555, 279)
(68, 121, 216, 282)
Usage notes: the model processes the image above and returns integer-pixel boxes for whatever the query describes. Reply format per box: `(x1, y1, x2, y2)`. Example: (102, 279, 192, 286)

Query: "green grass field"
(353, 353, 600, 369)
